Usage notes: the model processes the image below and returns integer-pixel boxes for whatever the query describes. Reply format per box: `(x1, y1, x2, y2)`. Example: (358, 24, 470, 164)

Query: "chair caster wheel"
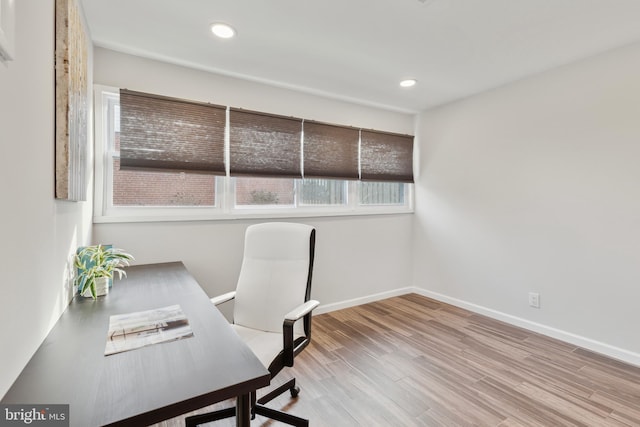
(290, 386, 300, 397)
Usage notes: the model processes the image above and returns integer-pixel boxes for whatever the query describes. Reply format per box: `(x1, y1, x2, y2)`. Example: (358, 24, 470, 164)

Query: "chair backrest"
(233, 222, 315, 334)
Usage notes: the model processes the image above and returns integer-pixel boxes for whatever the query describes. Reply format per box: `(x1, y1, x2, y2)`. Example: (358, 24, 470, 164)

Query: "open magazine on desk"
(105, 304, 193, 355)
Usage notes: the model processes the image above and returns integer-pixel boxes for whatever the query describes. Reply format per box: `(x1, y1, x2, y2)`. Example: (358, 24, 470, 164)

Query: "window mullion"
(222, 107, 232, 213)
(222, 172, 235, 213)
(349, 180, 358, 210)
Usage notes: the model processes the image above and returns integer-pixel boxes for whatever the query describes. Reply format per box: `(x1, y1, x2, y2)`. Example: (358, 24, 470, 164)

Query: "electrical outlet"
(528, 292, 540, 308)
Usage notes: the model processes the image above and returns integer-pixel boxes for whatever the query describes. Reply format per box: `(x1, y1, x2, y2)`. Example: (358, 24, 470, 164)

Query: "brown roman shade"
(303, 121, 359, 180)
(360, 130, 414, 182)
(229, 108, 303, 178)
(119, 90, 226, 174)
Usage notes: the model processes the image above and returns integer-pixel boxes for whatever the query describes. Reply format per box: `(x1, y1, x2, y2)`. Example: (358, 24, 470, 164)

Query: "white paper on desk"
(105, 304, 194, 355)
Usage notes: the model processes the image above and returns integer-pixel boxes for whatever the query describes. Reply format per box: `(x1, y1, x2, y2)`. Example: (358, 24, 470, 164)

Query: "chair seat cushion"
(232, 324, 304, 368)
(231, 325, 284, 368)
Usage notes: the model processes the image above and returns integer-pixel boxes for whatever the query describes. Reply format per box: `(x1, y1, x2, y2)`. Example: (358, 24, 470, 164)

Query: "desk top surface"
(1, 262, 270, 426)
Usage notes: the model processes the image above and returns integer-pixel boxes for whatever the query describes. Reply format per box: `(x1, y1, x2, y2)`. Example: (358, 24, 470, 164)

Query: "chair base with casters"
(185, 223, 318, 427)
(185, 378, 308, 427)
(254, 377, 307, 426)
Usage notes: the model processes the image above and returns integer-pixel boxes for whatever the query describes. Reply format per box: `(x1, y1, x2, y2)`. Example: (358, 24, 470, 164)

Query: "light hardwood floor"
(156, 294, 640, 426)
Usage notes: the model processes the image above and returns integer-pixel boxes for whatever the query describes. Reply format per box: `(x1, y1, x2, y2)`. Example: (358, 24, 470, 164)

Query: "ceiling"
(80, 0, 640, 113)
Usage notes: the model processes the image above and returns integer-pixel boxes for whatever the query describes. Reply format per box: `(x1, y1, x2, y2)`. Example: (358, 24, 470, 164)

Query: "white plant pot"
(81, 277, 110, 298)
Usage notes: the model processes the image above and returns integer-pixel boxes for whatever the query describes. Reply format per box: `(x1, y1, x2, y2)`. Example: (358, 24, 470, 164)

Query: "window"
(300, 179, 347, 206)
(94, 89, 220, 221)
(359, 181, 405, 205)
(94, 86, 413, 222)
(234, 177, 295, 207)
(233, 178, 348, 209)
(112, 166, 216, 207)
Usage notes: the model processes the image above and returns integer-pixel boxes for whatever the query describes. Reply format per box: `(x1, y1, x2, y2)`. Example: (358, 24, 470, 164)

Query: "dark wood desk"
(1, 262, 270, 426)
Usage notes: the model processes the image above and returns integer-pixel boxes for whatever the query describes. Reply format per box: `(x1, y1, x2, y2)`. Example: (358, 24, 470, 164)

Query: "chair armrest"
(282, 300, 319, 367)
(210, 291, 236, 306)
(284, 300, 320, 322)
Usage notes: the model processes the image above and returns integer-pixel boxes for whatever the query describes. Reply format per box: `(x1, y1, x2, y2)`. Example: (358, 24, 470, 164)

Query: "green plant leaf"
(74, 244, 134, 298)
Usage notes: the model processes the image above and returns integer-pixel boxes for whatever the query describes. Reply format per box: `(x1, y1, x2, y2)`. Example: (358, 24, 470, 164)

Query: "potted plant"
(74, 245, 134, 299)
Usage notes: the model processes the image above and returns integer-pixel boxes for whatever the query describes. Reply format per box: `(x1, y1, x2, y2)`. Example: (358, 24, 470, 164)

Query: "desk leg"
(236, 393, 251, 427)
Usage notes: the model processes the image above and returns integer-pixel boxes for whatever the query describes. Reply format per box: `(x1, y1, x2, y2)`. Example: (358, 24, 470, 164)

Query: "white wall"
(92, 48, 415, 313)
(0, 2, 93, 397)
(414, 42, 640, 364)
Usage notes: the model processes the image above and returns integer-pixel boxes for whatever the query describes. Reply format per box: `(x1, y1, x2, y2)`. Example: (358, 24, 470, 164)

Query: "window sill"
(92, 206, 414, 224)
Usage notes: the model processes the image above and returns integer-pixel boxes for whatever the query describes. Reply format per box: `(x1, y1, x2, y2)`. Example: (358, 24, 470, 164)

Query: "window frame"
(93, 85, 413, 223)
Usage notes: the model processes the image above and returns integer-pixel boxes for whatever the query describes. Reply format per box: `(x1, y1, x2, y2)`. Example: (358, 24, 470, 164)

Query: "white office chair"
(186, 222, 319, 427)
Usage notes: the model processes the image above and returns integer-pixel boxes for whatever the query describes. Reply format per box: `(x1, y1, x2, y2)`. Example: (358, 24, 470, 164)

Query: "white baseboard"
(315, 287, 415, 315)
(415, 288, 640, 368)
(316, 286, 640, 368)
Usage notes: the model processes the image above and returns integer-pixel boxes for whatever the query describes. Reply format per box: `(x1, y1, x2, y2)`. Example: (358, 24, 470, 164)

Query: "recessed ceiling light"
(400, 79, 417, 88)
(210, 23, 236, 39)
